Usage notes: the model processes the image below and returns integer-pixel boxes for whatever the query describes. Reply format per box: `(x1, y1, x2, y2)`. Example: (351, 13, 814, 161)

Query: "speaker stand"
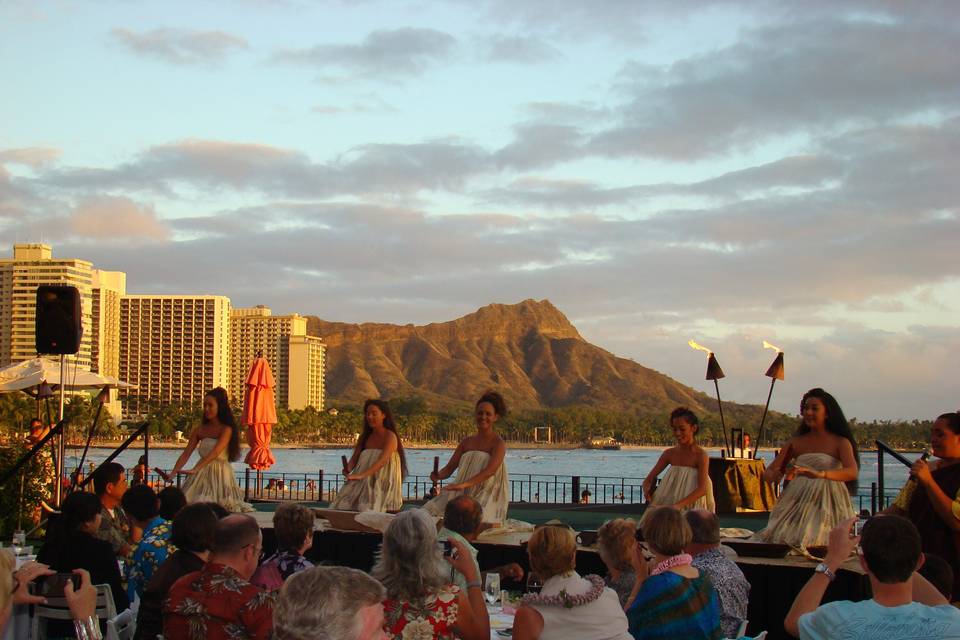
(54, 354, 66, 507)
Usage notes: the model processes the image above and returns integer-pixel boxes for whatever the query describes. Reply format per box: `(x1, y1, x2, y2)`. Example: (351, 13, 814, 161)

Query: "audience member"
(438, 495, 524, 592)
(597, 518, 638, 607)
(63, 568, 100, 640)
(684, 509, 749, 638)
(513, 524, 630, 640)
(159, 485, 188, 520)
(132, 455, 148, 486)
(785, 514, 960, 639)
(918, 552, 954, 601)
(626, 507, 720, 640)
(164, 513, 274, 640)
(373, 508, 489, 640)
(273, 565, 388, 640)
(251, 503, 315, 590)
(123, 484, 174, 600)
(36, 491, 129, 635)
(92, 462, 135, 558)
(135, 502, 219, 640)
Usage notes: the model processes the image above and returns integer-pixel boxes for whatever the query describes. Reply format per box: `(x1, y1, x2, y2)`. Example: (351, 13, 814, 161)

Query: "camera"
(439, 539, 455, 557)
(40, 573, 80, 597)
(852, 518, 868, 537)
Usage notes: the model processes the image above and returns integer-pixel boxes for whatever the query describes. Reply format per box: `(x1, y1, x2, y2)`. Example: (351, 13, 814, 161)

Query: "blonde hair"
(528, 526, 577, 580)
(641, 507, 691, 556)
(597, 518, 636, 571)
(0, 549, 14, 615)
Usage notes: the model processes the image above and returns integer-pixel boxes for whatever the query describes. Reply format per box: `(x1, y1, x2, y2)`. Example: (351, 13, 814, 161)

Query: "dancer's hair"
(357, 399, 407, 476)
(797, 388, 860, 494)
(476, 390, 507, 417)
(669, 407, 699, 433)
(204, 387, 241, 462)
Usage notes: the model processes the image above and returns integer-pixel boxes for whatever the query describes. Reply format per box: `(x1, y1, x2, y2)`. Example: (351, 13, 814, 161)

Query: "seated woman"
(597, 519, 638, 607)
(513, 525, 630, 640)
(426, 391, 510, 526)
(641, 408, 714, 525)
(885, 412, 960, 598)
(251, 502, 315, 590)
(330, 399, 406, 512)
(37, 491, 129, 633)
(372, 509, 490, 640)
(755, 388, 858, 548)
(626, 507, 721, 640)
(135, 503, 219, 640)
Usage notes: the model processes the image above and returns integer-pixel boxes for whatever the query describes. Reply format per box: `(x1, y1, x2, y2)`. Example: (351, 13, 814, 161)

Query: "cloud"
(494, 124, 585, 171)
(590, 17, 960, 160)
(110, 27, 249, 65)
(69, 196, 170, 242)
(481, 35, 562, 64)
(273, 27, 457, 79)
(0, 147, 61, 167)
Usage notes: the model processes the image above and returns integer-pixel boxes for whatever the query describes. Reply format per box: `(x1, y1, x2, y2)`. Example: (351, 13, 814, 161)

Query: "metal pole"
(714, 379, 731, 457)
(55, 354, 66, 506)
(753, 378, 776, 459)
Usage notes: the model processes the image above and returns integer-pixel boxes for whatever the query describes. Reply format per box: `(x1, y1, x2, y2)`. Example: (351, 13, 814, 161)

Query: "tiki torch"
(689, 340, 730, 457)
(753, 341, 784, 459)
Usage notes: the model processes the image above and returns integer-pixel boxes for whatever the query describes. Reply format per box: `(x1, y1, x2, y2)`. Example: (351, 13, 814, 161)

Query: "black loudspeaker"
(35, 285, 82, 354)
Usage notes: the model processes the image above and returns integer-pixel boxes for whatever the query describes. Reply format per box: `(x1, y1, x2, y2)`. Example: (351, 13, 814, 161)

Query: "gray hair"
(372, 508, 449, 603)
(273, 566, 385, 640)
(684, 509, 720, 545)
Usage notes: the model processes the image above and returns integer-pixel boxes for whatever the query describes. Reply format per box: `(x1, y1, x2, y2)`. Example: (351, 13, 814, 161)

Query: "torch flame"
(762, 340, 782, 353)
(688, 340, 713, 355)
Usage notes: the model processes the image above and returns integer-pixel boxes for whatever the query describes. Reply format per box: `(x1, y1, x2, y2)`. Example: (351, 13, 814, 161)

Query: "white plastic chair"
(31, 583, 118, 640)
(106, 607, 136, 640)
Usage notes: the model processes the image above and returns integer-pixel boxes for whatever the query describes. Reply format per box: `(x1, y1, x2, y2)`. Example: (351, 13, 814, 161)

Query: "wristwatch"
(814, 562, 836, 582)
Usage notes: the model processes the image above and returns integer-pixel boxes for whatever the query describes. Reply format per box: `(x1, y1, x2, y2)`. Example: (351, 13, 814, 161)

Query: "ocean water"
(74, 444, 916, 503)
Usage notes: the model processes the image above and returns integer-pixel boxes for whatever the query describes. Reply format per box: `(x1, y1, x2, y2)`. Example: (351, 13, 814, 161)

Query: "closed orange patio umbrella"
(242, 353, 277, 471)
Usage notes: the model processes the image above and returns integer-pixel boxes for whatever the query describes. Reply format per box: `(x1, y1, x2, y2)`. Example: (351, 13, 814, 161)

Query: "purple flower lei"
(520, 574, 605, 609)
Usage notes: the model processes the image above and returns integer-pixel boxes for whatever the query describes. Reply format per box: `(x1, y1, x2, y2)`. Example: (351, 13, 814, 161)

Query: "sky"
(1, 1, 958, 421)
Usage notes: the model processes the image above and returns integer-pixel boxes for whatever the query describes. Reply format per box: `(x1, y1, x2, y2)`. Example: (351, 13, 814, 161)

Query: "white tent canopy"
(0, 357, 135, 393)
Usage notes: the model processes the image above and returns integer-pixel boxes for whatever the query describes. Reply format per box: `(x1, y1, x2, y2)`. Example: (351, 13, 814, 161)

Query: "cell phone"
(853, 518, 868, 537)
(439, 539, 454, 557)
(41, 573, 80, 597)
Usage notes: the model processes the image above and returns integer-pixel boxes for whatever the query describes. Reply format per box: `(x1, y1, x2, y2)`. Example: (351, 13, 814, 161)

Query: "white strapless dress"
(329, 448, 403, 512)
(640, 465, 715, 526)
(424, 450, 509, 524)
(181, 437, 254, 513)
(754, 452, 854, 547)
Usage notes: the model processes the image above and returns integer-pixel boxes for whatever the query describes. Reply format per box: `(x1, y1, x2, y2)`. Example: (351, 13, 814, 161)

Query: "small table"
(708, 457, 777, 512)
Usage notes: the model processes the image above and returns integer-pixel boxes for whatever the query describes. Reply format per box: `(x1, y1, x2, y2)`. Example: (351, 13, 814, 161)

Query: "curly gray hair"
(372, 508, 449, 603)
(273, 566, 385, 640)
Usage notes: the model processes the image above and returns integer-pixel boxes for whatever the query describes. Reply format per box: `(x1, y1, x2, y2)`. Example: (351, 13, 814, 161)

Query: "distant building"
(230, 306, 325, 411)
(119, 295, 231, 416)
(0, 244, 95, 368)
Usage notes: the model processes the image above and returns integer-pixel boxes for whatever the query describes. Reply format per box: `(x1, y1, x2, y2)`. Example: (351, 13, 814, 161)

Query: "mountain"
(305, 299, 728, 414)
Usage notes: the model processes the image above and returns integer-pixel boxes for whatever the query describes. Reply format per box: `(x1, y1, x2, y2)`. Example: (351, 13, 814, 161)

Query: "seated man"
(684, 509, 749, 638)
(437, 495, 524, 590)
(273, 565, 387, 640)
(164, 514, 274, 640)
(785, 514, 960, 639)
(92, 462, 135, 560)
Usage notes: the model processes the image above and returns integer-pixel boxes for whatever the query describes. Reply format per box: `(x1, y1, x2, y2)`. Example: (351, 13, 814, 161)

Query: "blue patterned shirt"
(127, 515, 175, 600)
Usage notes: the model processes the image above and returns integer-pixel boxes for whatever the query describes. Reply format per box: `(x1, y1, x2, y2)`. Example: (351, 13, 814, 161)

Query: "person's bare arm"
(642, 451, 671, 502)
(447, 538, 490, 640)
(433, 442, 465, 482)
(674, 449, 710, 509)
(763, 440, 794, 484)
(912, 460, 960, 532)
(784, 516, 857, 637)
(348, 433, 398, 480)
(187, 427, 232, 472)
(512, 605, 545, 640)
(446, 438, 506, 490)
(170, 429, 200, 475)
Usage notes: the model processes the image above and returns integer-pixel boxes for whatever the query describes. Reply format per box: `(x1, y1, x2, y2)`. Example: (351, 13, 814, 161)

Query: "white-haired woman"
(372, 509, 490, 640)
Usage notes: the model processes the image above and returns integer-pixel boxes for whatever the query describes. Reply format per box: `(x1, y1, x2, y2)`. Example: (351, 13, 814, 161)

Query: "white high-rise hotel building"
(0, 244, 325, 418)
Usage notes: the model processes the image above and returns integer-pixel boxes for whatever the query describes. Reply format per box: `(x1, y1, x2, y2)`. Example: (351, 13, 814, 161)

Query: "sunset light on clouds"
(1, 1, 958, 419)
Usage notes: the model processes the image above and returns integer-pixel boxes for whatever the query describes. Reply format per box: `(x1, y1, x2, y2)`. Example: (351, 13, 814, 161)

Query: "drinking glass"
(484, 572, 501, 605)
(525, 572, 542, 593)
(11, 530, 25, 555)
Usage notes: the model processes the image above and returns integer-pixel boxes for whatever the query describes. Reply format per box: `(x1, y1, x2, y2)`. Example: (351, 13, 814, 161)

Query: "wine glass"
(525, 572, 542, 593)
(11, 530, 25, 556)
(484, 572, 501, 605)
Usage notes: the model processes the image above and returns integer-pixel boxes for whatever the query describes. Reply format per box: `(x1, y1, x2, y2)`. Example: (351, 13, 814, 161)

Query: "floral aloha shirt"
(163, 562, 275, 640)
(383, 584, 461, 640)
(126, 515, 175, 600)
